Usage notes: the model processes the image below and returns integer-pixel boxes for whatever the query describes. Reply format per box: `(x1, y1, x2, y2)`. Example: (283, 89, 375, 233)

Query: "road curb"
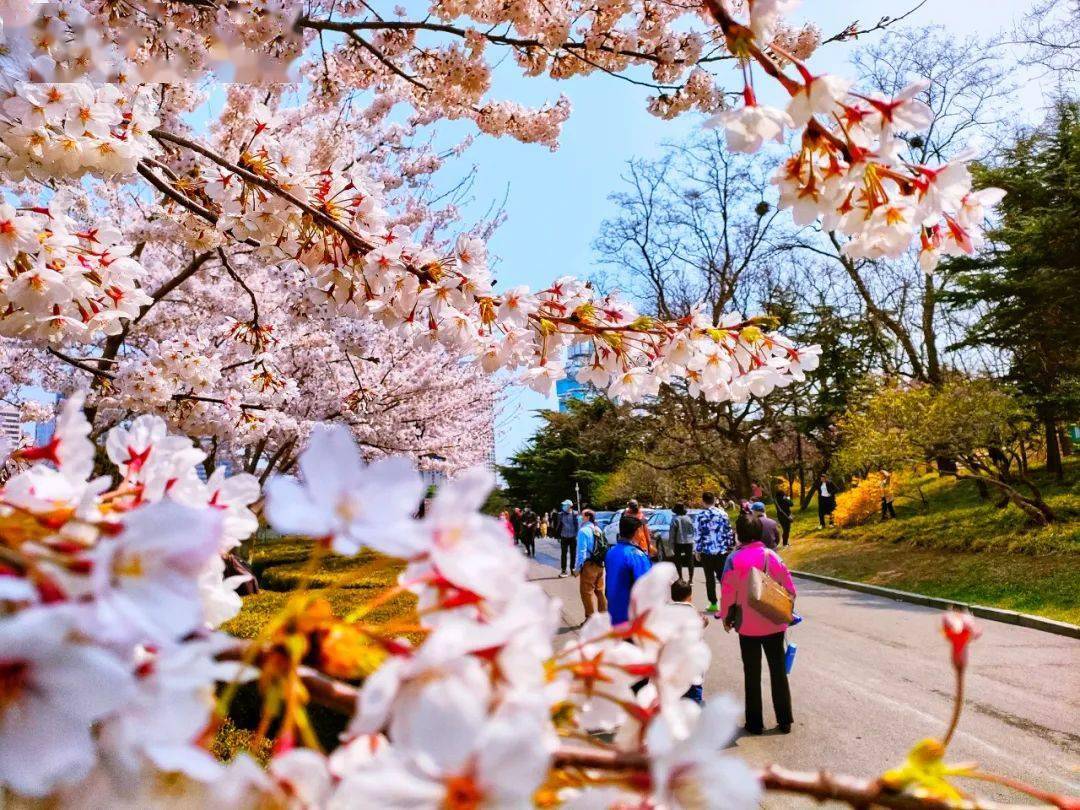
(791, 570, 1080, 640)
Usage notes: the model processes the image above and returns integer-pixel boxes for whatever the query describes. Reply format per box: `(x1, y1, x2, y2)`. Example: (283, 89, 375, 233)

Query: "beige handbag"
(748, 553, 794, 625)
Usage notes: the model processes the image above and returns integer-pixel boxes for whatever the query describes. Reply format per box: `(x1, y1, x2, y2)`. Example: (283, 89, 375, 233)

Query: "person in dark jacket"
(605, 518, 652, 625)
(509, 507, 523, 544)
(555, 499, 580, 577)
(816, 473, 838, 529)
(519, 508, 539, 557)
(750, 501, 781, 549)
(774, 490, 793, 547)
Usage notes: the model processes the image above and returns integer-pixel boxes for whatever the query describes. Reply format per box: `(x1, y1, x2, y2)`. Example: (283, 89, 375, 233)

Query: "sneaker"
(558, 571, 568, 578)
(706, 602, 719, 613)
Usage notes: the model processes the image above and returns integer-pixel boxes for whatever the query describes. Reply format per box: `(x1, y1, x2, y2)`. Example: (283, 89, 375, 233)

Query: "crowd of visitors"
(495, 472, 904, 735)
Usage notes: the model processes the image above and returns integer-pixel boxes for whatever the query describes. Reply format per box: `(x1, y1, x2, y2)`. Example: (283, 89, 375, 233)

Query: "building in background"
(33, 418, 56, 446)
(556, 341, 596, 412)
(0, 405, 21, 454)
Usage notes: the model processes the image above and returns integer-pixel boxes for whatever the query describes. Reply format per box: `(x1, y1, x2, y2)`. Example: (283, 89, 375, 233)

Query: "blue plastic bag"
(784, 641, 797, 674)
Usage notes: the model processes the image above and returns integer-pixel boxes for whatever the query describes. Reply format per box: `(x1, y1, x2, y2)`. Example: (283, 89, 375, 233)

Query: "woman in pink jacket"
(720, 514, 796, 735)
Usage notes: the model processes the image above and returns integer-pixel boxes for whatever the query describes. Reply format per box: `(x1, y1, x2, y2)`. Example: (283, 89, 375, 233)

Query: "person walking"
(816, 473, 837, 529)
(520, 507, 539, 557)
(669, 503, 696, 582)
(694, 491, 735, 614)
(555, 500, 580, 577)
(750, 502, 781, 550)
(880, 470, 897, 520)
(720, 514, 797, 735)
(623, 500, 653, 557)
(774, 489, 793, 547)
(605, 514, 652, 625)
(509, 507, 522, 546)
(574, 509, 608, 620)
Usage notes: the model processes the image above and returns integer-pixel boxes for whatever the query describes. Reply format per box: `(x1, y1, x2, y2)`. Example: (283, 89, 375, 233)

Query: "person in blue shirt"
(555, 499, 581, 577)
(574, 509, 607, 620)
(605, 515, 652, 625)
(694, 491, 735, 614)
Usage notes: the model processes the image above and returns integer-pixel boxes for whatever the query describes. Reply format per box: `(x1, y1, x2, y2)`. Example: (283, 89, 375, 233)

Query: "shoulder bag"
(747, 551, 795, 625)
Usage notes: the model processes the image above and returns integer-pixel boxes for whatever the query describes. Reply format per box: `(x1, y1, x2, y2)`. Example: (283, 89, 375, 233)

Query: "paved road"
(528, 535, 1080, 806)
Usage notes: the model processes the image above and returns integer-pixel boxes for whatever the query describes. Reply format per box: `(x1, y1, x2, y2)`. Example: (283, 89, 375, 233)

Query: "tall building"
(0, 405, 21, 455)
(556, 341, 595, 412)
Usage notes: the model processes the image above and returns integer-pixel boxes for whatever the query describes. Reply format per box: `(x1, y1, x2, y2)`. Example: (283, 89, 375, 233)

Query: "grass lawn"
(223, 532, 415, 639)
(780, 464, 1080, 624)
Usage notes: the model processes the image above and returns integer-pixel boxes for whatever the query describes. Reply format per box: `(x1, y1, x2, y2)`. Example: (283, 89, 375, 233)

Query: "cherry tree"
(0, 1, 1047, 808)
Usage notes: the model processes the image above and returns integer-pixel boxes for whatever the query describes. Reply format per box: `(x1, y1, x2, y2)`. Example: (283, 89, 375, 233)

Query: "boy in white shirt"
(670, 579, 707, 704)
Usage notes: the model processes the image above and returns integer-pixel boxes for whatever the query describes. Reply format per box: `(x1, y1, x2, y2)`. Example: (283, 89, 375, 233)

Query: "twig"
(821, 1, 930, 45)
(137, 160, 261, 249)
(216, 247, 262, 336)
(47, 347, 116, 380)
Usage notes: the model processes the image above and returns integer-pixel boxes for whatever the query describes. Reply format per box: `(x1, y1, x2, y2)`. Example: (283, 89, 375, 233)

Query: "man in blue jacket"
(605, 517, 652, 625)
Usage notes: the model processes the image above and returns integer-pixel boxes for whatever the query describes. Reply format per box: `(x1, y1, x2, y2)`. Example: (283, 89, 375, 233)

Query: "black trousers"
(739, 631, 794, 731)
(521, 532, 536, 556)
(881, 499, 896, 520)
(673, 545, 695, 582)
(700, 552, 727, 606)
(818, 497, 835, 527)
(778, 518, 791, 546)
(559, 536, 577, 572)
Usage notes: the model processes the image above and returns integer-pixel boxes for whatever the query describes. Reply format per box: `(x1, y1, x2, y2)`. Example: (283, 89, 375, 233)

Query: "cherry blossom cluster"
(0, 402, 756, 806)
(0, 79, 158, 181)
(0, 0, 306, 84)
(255, 424, 759, 806)
(0, 393, 260, 798)
(703, 0, 1004, 271)
(140, 110, 821, 403)
(2, 0, 816, 149)
(0, 199, 152, 343)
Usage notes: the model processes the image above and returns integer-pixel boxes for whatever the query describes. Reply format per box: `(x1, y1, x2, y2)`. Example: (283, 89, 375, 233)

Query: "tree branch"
(150, 129, 377, 256)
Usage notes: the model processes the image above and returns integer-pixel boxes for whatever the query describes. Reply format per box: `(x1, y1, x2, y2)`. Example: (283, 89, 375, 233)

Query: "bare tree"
(1012, 0, 1080, 84)
(593, 135, 796, 496)
(594, 132, 785, 323)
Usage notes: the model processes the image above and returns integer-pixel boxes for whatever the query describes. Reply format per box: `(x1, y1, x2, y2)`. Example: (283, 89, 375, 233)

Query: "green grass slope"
(781, 463, 1080, 624)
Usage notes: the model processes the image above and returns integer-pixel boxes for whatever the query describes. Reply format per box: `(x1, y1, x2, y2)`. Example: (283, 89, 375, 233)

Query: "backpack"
(587, 526, 608, 566)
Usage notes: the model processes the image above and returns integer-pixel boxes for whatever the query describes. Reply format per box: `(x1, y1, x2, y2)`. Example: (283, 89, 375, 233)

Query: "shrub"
(834, 476, 882, 527)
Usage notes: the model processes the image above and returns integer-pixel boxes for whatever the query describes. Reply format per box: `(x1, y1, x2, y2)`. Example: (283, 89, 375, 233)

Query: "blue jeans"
(683, 683, 704, 705)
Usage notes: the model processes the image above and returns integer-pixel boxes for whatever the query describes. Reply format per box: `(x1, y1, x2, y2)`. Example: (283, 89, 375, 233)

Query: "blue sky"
(463, 0, 1041, 464)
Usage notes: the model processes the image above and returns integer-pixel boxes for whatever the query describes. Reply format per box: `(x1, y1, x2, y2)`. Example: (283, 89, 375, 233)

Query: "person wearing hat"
(555, 499, 581, 577)
(751, 501, 781, 550)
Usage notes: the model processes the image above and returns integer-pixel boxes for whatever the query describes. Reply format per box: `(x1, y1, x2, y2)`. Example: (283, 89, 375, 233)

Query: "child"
(670, 579, 707, 704)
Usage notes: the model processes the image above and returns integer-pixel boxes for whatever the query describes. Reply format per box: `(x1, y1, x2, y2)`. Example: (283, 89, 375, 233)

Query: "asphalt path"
(527, 535, 1080, 807)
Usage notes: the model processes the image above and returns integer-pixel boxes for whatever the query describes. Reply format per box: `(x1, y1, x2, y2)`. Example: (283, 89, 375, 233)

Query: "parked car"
(602, 508, 663, 557)
(599, 506, 710, 558)
(602, 509, 625, 544)
(592, 510, 615, 530)
(647, 509, 674, 559)
(603, 508, 655, 544)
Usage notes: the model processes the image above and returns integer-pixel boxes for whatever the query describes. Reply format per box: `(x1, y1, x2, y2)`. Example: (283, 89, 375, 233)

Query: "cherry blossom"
(0, 607, 135, 797)
(265, 423, 426, 557)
